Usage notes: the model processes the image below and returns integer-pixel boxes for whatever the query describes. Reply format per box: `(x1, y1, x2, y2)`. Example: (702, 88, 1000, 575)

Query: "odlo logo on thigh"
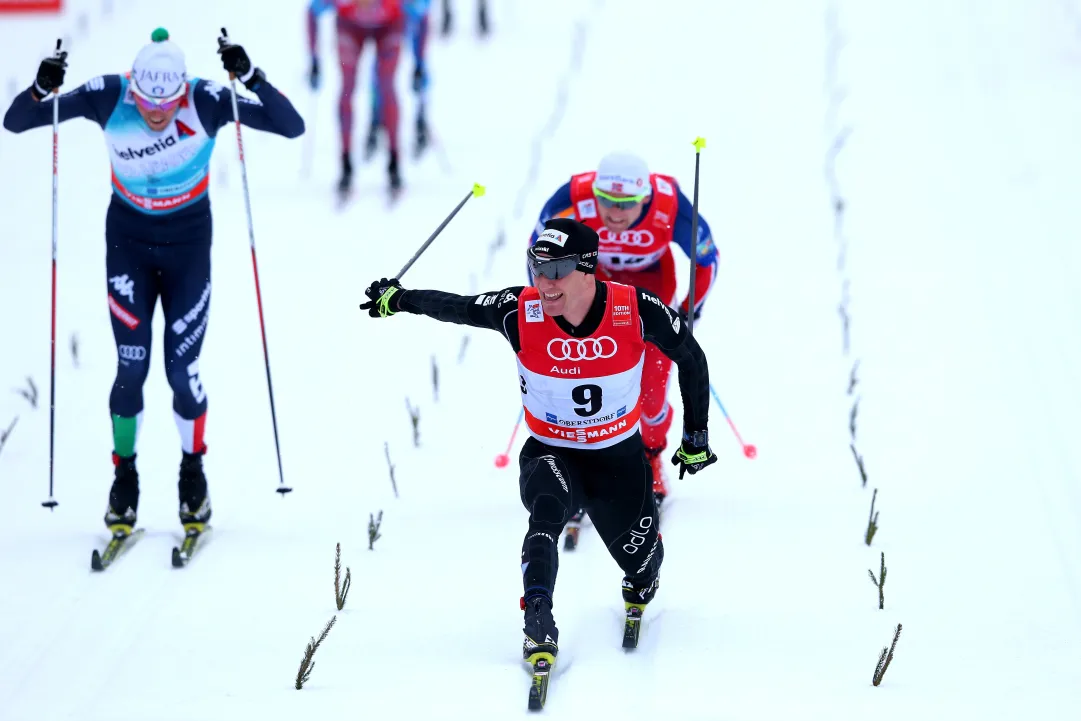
(187, 359, 206, 404)
(622, 515, 653, 555)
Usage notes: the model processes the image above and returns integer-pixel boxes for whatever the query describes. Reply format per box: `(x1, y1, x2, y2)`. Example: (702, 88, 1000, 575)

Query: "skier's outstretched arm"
(636, 288, 718, 477)
(361, 278, 527, 346)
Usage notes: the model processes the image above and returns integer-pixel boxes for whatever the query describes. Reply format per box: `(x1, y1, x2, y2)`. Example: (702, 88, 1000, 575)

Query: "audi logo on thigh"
(118, 345, 147, 361)
(598, 229, 655, 247)
(547, 336, 618, 361)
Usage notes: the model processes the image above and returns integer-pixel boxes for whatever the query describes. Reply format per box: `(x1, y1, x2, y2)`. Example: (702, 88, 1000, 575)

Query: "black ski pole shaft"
(43, 38, 64, 510)
(687, 137, 705, 337)
(220, 27, 291, 497)
(395, 183, 485, 279)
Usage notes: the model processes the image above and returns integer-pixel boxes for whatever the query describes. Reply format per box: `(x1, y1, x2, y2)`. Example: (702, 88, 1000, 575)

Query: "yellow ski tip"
(472, 183, 486, 198)
(692, 137, 707, 152)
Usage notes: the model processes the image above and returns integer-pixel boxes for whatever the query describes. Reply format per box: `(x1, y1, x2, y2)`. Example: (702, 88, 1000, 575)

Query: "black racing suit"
(395, 280, 710, 604)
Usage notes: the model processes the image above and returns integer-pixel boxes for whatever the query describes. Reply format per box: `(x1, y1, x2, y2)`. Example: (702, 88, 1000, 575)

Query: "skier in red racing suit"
(528, 152, 718, 514)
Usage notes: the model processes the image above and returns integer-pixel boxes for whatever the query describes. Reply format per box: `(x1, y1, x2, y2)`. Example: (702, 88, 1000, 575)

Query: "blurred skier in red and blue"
(528, 152, 719, 536)
(308, 0, 405, 198)
(365, 0, 432, 159)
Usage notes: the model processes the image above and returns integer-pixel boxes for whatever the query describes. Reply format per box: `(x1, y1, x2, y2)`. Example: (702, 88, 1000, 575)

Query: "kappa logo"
(598, 228, 656, 247)
(525, 299, 543, 323)
(109, 274, 135, 303)
(576, 199, 597, 219)
(202, 80, 223, 101)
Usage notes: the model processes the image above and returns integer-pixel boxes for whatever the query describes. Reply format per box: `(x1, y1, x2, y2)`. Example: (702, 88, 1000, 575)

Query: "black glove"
(309, 56, 320, 90)
(217, 33, 263, 90)
(670, 429, 718, 480)
(360, 278, 405, 318)
(33, 48, 68, 100)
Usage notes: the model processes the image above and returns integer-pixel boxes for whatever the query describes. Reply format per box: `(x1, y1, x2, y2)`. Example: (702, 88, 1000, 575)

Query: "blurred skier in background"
(309, 0, 405, 198)
(439, 0, 489, 37)
(365, 0, 432, 159)
(359, 217, 717, 673)
(2, 29, 304, 541)
(528, 152, 719, 546)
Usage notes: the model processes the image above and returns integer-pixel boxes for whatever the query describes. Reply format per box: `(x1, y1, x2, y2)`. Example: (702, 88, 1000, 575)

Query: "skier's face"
(136, 103, 180, 133)
(598, 195, 646, 233)
(535, 269, 591, 317)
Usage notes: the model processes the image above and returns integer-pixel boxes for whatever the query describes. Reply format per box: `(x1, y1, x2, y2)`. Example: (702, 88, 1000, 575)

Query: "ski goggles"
(594, 187, 649, 210)
(528, 248, 581, 280)
(131, 83, 186, 112)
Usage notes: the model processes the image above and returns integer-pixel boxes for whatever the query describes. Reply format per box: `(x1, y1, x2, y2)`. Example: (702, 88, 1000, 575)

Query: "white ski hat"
(594, 152, 651, 198)
(131, 28, 187, 101)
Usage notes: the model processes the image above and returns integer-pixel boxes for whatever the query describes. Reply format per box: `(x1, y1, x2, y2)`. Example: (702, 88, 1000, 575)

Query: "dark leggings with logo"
(518, 431, 663, 605)
(105, 200, 212, 447)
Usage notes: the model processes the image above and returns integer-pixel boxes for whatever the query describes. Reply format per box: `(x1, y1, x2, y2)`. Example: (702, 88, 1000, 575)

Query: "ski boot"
(363, 118, 379, 162)
(103, 453, 139, 537)
(563, 508, 584, 551)
(621, 574, 659, 649)
(644, 446, 669, 512)
(338, 151, 354, 200)
(522, 594, 558, 710)
(387, 149, 402, 196)
(178, 451, 212, 533)
(414, 110, 429, 157)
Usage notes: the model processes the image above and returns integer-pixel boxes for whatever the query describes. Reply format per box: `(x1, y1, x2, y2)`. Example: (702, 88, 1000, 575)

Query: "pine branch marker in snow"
(0, 416, 18, 457)
(867, 551, 886, 609)
(850, 443, 868, 487)
(848, 359, 859, 395)
(405, 398, 420, 447)
(458, 335, 470, 364)
(70, 333, 79, 368)
(295, 615, 337, 690)
(838, 304, 850, 355)
(865, 488, 880, 546)
(334, 543, 351, 611)
(15, 376, 39, 409)
(849, 396, 860, 441)
(384, 442, 398, 498)
(368, 510, 383, 550)
(431, 355, 439, 402)
(872, 623, 902, 686)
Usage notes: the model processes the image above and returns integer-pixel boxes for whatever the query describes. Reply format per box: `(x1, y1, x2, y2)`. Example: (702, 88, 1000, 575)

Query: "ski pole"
(494, 407, 524, 468)
(43, 38, 64, 511)
(395, 183, 485, 279)
(710, 383, 756, 459)
(687, 136, 705, 335)
(220, 27, 291, 496)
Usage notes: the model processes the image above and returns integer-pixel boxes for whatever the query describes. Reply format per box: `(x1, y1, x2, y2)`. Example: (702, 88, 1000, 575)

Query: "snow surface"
(1, 0, 1080, 718)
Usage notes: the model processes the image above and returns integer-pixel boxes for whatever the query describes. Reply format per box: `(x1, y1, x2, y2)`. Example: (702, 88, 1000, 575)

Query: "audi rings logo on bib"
(118, 345, 147, 361)
(598, 228, 655, 247)
(547, 337, 618, 361)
